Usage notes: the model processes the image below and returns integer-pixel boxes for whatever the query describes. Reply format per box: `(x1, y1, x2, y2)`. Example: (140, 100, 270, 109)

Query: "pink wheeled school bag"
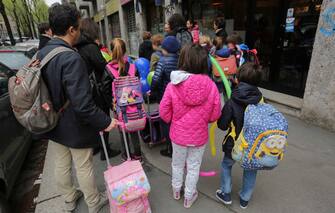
(99, 132, 151, 213)
(106, 61, 146, 132)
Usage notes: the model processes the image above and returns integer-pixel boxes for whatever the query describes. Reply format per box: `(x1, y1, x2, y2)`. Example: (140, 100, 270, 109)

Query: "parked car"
(16, 39, 39, 49)
(0, 46, 37, 71)
(0, 62, 32, 212)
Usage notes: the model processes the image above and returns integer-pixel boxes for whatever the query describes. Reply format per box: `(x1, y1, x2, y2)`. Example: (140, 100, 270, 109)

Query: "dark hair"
(178, 44, 192, 69)
(49, 3, 81, 36)
(142, 31, 152, 40)
(227, 32, 243, 45)
(180, 44, 209, 74)
(80, 18, 100, 41)
(237, 62, 262, 85)
(187, 19, 196, 26)
(214, 17, 226, 29)
(168, 14, 186, 32)
(38, 22, 50, 35)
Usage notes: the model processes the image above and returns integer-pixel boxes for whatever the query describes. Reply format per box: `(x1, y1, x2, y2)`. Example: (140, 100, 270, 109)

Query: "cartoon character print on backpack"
(232, 104, 288, 170)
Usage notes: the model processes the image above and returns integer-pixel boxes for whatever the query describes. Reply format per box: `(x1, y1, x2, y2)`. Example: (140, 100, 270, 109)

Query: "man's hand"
(104, 118, 119, 132)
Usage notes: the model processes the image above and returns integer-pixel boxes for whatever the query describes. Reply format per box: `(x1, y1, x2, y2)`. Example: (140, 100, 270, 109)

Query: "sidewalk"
(35, 115, 335, 213)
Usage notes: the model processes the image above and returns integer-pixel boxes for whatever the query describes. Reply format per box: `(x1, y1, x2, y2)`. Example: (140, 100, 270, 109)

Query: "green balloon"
(147, 72, 154, 86)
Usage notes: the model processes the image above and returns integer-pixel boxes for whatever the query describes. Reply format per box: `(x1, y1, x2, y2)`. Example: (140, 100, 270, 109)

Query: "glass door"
(261, 0, 322, 97)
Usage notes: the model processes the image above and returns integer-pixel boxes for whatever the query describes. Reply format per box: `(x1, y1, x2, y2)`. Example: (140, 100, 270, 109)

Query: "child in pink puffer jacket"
(160, 44, 221, 208)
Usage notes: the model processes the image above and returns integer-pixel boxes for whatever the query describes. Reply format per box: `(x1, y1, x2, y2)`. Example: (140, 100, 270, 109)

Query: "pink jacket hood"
(160, 71, 221, 147)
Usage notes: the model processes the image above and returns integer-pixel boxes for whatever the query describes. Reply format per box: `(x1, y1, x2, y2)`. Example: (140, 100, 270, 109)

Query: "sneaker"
(64, 190, 83, 212)
(160, 149, 172, 158)
(88, 192, 108, 213)
(215, 189, 232, 205)
(240, 197, 249, 209)
(132, 155, 144, 164)
(172, 188, 181, 200)
(184, 191, 198, 208)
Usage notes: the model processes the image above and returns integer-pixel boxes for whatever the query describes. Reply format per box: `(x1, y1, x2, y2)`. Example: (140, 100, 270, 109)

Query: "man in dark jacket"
(37, 4, 117, 213)
(75, 18, 120, 161)
(151, 36, 180, 157)
(38, 22, 53, 50)
(216, 62, 262, 209)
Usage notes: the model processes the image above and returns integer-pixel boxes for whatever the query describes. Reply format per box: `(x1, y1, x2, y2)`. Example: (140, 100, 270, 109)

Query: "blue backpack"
(232, 103, 288, 170)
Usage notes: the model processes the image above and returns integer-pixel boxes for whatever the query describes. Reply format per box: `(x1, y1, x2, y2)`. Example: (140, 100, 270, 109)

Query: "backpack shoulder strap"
(106, 63, 120, 78)
(128, 63, 136, 77)
(40, 46, 74, 69)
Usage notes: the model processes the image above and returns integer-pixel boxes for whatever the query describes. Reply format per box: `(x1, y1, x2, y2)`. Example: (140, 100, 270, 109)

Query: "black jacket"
(151, 53, 178, 102)
(216, 28, 227, 38)
(38, 35, 51, 50)
(139, 40, 154, 61)
(217, 82, 262, 159)
(37, 38, 111, 148)
(75, 34, 108, 111)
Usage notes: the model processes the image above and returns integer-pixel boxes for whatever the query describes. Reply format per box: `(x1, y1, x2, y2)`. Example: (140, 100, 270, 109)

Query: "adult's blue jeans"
(220, 156, 257, 201)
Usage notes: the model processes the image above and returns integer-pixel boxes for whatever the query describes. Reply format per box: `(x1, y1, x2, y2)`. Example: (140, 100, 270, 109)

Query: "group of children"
(103, 15, 263, 209)
(137, 26, 262, 208)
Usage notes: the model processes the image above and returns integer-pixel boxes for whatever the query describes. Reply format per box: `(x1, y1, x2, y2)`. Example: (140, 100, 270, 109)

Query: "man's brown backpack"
(8, 47, 72, 134)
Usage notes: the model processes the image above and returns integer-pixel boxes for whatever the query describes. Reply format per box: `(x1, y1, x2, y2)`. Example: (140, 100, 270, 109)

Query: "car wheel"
(0, 194, 10, 213)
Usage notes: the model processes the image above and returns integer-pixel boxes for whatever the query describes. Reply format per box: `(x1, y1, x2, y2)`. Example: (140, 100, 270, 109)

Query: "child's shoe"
(172, 188, 181, 200)
(239, 197, 249, 209)
(184, 191, 198, 208)
(215, 189, 232, 205)
(132, 155, 144, 164)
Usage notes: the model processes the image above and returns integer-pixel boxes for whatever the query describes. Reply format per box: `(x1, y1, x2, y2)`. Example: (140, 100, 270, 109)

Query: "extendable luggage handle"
(99, 128, 132, 168)
(99, 132, 112, 167)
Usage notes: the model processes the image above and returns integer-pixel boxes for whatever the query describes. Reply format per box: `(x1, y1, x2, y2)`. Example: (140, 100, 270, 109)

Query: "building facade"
(74, 0, 334, 132)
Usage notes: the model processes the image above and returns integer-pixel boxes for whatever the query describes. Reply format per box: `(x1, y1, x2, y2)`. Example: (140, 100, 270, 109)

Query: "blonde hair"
(199, 35, 212, 46)
(110, 38, 127, 75)
(151, 34, 164, 46)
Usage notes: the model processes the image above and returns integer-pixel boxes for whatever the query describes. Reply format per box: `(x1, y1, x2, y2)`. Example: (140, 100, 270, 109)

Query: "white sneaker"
(184, 191, 198, 208)
(172, 187, 181, 200)
(64, 190, 83, 212)
(88, 192, 108, 213)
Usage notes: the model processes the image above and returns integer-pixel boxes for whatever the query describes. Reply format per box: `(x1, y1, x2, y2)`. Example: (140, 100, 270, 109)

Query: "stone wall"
(302, 0, 335, 132)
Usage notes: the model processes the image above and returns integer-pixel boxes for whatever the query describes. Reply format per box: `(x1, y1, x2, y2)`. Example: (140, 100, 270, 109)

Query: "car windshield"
(0, 52, 30, 70)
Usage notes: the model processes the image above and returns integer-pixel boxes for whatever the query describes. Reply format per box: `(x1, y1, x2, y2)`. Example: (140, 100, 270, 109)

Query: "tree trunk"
(25, 0, 37, 38)
(22, 0, 34, 38)
(13, 11, 22, 42)
(11, 0, 22, 41)
(0, 0, 15, 45)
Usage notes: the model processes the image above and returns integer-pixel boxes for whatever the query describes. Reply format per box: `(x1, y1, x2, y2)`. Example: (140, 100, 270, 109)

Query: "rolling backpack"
(106, 61, 146, 132)
(232, 103, 288, 170)
(99, 132, 151, 213)
(8, 47, 72, 134)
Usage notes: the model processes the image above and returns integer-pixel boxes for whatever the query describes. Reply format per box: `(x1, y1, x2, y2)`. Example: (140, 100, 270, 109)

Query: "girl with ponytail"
(102, 38, 143, 162)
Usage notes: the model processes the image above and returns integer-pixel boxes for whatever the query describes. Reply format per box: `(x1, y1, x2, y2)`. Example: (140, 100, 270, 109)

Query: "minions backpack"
(232, 103, 288, 170)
